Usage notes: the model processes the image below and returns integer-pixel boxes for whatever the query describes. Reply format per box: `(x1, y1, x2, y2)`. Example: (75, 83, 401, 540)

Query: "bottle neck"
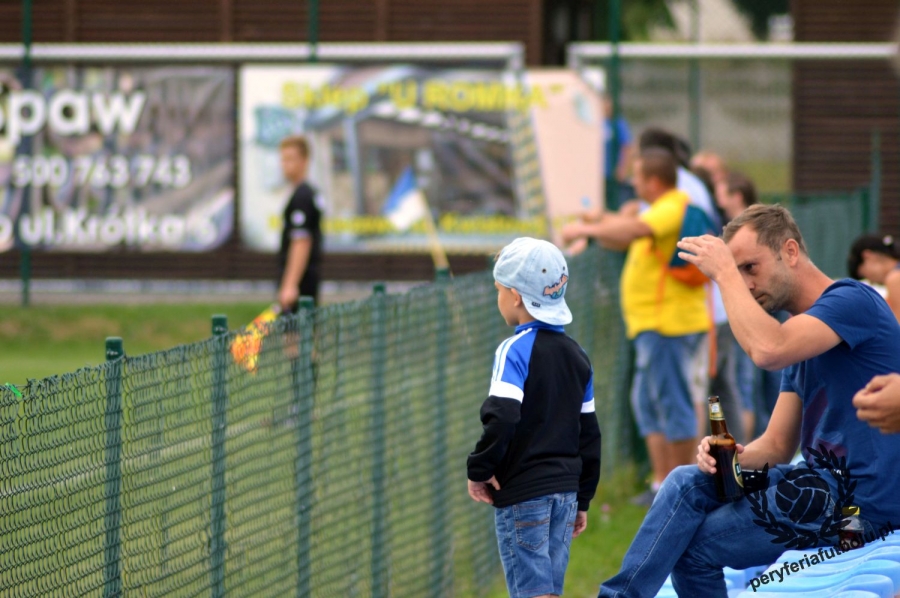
(708, 400, 730, 436)
(710, 419, 729, 436)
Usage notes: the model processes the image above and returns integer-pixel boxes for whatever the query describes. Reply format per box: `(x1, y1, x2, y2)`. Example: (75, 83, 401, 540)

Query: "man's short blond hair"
(279, 135, 310, 159)
(723, 203, 808, 256)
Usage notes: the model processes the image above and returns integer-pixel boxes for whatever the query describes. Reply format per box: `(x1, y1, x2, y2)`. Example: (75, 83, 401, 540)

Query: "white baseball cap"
(493, 237, 572, 326)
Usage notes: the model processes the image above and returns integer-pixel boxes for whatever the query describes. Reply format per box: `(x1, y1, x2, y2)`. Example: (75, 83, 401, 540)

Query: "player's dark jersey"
(278, 181, 322, 304)
(467, 321, 602, 511)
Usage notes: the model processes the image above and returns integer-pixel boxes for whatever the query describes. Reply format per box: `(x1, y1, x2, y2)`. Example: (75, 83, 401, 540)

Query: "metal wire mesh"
(774, 189, 872, 279)
(0, 186, 877, 595)
(619, 58, 792, 192)
(0, 245, 632, 598)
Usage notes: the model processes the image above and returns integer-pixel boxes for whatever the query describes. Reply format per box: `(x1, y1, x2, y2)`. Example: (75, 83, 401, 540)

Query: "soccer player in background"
(277, 135, 323, 311)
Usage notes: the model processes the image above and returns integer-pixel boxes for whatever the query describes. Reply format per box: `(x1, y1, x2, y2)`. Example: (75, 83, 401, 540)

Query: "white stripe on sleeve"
(489, 381, 524, 402)
(581, 398, 595, 413)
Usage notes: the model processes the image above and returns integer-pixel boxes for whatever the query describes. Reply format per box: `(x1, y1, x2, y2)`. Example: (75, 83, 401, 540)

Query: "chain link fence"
(774, 188, 874, 279)
(619, 57, 792, 192)
(0, 182, 875, 596)
(0, 245, 631, 598)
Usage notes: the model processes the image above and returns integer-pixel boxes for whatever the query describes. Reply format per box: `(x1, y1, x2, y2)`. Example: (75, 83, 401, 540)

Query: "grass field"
(730, 160, 790, 195)
(0, 303, 265, 385)
(0, 301, 647, 596)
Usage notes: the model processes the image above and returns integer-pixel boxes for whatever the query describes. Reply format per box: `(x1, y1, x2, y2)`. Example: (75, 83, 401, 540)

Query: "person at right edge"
(467, 237, 602, 598)
(847, 233, 900, 321)
(277, 135, 323, 311)
(598, 204, 900, 598)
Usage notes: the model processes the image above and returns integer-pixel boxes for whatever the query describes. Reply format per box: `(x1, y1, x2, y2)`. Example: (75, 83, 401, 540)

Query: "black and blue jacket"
(467, 321, 602, 511)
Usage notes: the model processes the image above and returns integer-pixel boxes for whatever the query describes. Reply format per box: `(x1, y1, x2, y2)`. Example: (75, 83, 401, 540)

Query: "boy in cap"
(467, 237, 602, 598)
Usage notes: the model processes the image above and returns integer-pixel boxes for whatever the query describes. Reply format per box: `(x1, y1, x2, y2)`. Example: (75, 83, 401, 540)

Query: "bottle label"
(709, 402, 724, 421)
(733, 453, 744, 487)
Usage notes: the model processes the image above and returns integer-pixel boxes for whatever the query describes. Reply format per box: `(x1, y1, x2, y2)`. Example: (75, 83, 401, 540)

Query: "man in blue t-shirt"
(598, 204, 900, 598)
(603, 94, 634, 209)
(604, 94, 633, 182)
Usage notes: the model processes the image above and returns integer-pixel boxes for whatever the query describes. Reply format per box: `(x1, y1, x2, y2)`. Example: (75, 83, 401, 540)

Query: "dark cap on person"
(847, 234, 897, 279)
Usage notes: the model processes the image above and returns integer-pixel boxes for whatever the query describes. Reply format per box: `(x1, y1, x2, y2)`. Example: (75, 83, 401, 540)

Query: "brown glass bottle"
(838, 506, 866, 551)
(708, 396, 744, 502)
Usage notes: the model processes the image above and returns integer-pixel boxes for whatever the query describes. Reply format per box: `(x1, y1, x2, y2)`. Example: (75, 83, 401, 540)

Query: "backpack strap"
(651, 198, 717, 380)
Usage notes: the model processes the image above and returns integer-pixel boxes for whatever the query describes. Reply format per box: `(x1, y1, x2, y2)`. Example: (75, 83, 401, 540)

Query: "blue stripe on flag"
(382, 167, 417, 215)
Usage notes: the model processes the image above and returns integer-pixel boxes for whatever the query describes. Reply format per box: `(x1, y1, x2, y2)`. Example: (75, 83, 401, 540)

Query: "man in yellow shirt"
(562, 148, 710, 505)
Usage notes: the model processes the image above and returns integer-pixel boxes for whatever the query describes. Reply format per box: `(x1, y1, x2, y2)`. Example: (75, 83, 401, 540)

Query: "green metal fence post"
(210, 315, 228, 598)
(294, 296, 315, 598)
(370, 284, 389, 598)
(308, 0, 319, 63)
(868, 129, 882, 233)
(431, 269, 452, 594)
(688, 0, 702, 152)
(104, 337, 124, 598)
(578, 252, 597, 357)
(19, 0, 33, 308)
(603, 248, 640, 469)
(860, 187, 870, 239)
(606, 0, 621, 211)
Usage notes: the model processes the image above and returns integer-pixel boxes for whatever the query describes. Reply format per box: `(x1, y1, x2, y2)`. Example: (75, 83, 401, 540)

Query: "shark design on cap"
(543, 274, 568, 300)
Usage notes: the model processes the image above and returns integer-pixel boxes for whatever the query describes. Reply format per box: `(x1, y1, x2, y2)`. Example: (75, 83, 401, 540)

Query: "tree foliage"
(730, 0, 790, 39)
(594, 0, 675, 41)
(594, 0, 790, 41)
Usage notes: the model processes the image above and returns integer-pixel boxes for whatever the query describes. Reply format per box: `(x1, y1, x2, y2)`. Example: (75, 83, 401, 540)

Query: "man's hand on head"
(676, 234, 737, 282)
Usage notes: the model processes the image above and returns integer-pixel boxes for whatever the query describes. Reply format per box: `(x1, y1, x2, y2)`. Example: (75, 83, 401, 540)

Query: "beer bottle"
(708, 395, 744, 502)
(838, 506, 865, 551)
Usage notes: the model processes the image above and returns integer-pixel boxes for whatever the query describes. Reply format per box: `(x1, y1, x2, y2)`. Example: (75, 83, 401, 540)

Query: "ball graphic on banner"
(774, 468, 831, 524)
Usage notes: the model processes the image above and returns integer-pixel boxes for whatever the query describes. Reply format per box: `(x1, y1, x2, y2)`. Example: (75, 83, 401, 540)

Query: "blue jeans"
(631, 332, 705, 441)
(599, 465, 837, 598)
(496, 492, 578, 598)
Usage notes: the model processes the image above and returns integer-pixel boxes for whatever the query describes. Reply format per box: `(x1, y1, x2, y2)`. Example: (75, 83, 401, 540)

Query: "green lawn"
(0, 301, 651, 596)
(729, 160, 790, 195)
(486, 465, 647, 598)
(0, 303, 265, 385)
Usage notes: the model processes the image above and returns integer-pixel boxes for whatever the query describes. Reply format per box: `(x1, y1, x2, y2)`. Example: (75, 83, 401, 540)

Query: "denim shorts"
(494, 492, 577, 598)
(631, 331, 705, 441)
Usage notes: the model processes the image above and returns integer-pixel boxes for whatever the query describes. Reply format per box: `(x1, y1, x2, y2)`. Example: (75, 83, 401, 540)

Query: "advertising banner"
(0, 66, 234, 252)
(240, 64, 601, 255)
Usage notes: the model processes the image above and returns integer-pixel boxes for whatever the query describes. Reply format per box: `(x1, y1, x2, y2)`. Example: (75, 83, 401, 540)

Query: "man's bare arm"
(561, 212, 652, 248)
(678, 235, 841, 370)
(739, 392, 802, 468)
(278, 236, 312, 309)
(715, 268, 840, 370)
